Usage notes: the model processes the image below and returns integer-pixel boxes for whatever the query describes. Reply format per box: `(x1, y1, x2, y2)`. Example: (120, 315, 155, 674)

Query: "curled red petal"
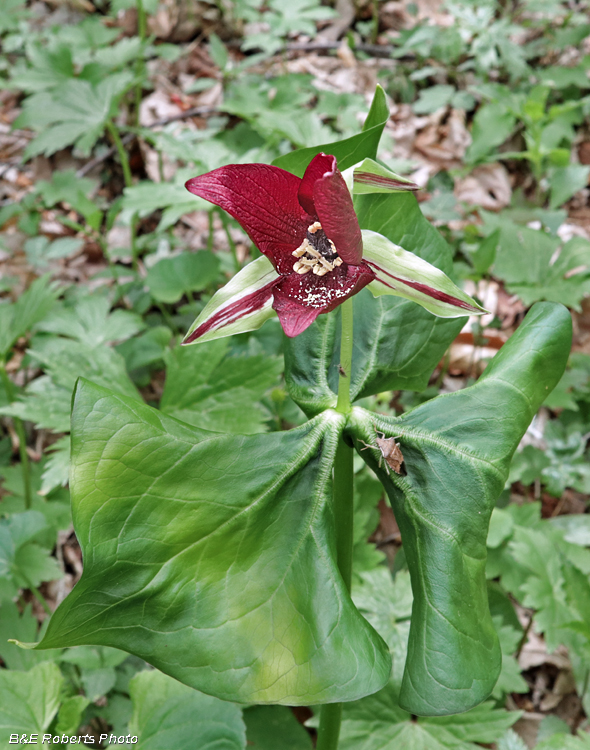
(313, 161, 363, 266)
(185, 165, 309, 274)
(272, 262, 375, 337)
(297, 153, 335, 217)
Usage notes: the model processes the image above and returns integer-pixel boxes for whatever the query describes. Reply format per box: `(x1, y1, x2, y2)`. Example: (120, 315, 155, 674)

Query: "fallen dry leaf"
(454, 162, 512, 210)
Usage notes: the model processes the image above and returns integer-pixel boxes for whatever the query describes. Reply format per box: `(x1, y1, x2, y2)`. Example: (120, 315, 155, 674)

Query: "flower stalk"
(317, 300, 355, 750)
(0, 362, 32, 509)
(105, 119, 139, 271)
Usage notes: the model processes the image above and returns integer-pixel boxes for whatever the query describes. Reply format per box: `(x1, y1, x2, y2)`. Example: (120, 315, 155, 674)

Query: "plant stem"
(25, 577, 52, 616)
(316, 704, 343, 750)
(317, 299, 356, 750)
(0, 363, 32, 510)
(106, 120, 133, 189)
(134, 0, 147, 127)
(335, 298, 354, 415)
(218, 209, 241, 273)
(106, 119, 139, 271)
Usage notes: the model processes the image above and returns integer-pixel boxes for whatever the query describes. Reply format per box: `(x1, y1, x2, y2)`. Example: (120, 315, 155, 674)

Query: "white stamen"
(292, 221, 342, 276)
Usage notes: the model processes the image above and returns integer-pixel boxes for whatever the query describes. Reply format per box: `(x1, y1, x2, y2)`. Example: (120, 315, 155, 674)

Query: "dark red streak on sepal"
(365, 261, 477, 311)
(183, 279, 278, 344)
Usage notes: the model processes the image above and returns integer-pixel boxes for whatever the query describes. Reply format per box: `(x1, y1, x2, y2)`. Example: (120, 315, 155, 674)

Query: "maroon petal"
(185, 165, 309, 274)
(272, 262, 375, 337)
(272, 298, 322, 338)
(313, 160, 363, 266)
(297, 153, 335, 217)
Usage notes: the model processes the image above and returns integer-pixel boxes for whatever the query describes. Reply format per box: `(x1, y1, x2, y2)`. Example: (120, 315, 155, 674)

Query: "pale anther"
(292, 221, 341, 276)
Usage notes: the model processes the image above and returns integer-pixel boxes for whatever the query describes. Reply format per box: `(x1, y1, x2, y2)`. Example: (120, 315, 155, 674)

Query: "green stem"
(0, 363, 32, 510)
(335, 298, 354, 415)
(25, 578, 52, 616)
(317, 300, 355, 750)
(134, 0, 147, 127)
(207, 211, 215, 253)
(316, 704, 343, 750)
(105, 119, 139, 271)
(218, 209, 240, 273)
(106, 120, 133, 189)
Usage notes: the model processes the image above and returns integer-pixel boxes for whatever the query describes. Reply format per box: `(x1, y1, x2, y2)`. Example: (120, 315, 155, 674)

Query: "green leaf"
(349, 302, 572, 715)
(466, 102, 516, 163)
(40, 436, 71, 495)
(0, 602, 60, 671)
(0, 376, 72, 433)
(122, 174, 201, 231)
(551, 515, 590, 546)
(491, 618, 528, 699)
(496, 729, 528, 750)
(0, 662, 63, 744)
(491, 224, 590, 311)
(413, 84, 455, 114)
(339, 563, 521, 747)
(549, 165, 590, 208)
(244, 706, 312, 749)
(35, 379, 391, 705)
(145, 252, 221, 304)
(160, 340, 282, 433)
(538, 715, 573, 743)
(0, 511, 62, 600)
(536, 733, 590, 750)
(272, 84, 389, 176)
(37, 295, 145, 346)
(129, 669, 246, 749)
(28, 336, 140, 401)
(35, 169, 101, 228)
(18, 73, 133, 159)
(339, 689, 519, 749)
(208, 33, 229, 70)
(55, 695, 90, 736)
(0, 275, 59, 359)
(116, 326, 172, 374)
(285, 191, 463, 415)
(10, 44, 74, 93)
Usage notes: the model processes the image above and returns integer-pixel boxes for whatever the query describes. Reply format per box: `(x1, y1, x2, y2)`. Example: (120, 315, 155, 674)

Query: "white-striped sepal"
(183, 256, 279, 345)
(362, 230, 487, 318)
(341, 158, 420, 195)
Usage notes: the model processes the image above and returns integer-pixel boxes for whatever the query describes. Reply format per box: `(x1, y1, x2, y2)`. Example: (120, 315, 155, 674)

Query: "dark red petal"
(313, 162, 363, 266)
(272, 298, 322, 338)
(298, 153, 335, 216)
(272, 262, 375, 337)
(185, 165, 309, 274)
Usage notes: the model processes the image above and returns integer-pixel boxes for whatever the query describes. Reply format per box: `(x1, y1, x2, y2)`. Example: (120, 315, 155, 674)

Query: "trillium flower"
(183, 153, 484, 343)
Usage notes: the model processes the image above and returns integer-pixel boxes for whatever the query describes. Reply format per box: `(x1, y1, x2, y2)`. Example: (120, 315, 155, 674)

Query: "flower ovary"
(292, 222, 343, 276)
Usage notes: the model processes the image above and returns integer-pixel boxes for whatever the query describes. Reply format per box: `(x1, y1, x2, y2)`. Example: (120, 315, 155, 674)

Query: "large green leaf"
(349, 302, 572, 715)
(272, 84, 389, 176)
(0, 662, 63, 745)
(336, 567, 520, 748)
(285, 190, 464, 415)
(33, 379, 390, 705)
(128, 670, 246, 749)
(160, 339, 282, 434)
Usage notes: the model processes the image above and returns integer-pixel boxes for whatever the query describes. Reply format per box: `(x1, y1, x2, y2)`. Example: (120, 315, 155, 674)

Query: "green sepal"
(33, 379, 391, 705)
(348, 302, 572, 716)
(341, 158, 421, 195)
